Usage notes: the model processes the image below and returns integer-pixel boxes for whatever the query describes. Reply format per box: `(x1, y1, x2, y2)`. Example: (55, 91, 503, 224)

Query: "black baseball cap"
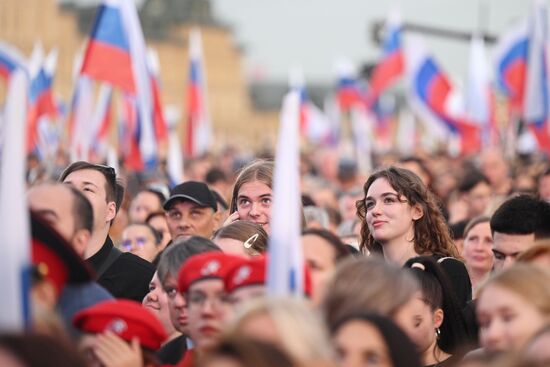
(163, 181, 218, 212)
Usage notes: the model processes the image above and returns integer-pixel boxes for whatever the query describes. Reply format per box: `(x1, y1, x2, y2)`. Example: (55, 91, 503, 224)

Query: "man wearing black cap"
(164, 181, 220, 241)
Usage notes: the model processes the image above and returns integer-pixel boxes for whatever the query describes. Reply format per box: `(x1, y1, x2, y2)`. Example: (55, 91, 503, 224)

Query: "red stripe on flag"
(81, 41, 135, 93)
(368, 51, 403, 106)
(0, 65, 10, 81)
(504, 60, 527, 112)
(151, 76, 168, 143)
(36, 91, 58, 118)
(528, 124, 550, 156)
(185, 84, 200, 157)
(122, 99, 144, 171)
(428, 74, 452, 114)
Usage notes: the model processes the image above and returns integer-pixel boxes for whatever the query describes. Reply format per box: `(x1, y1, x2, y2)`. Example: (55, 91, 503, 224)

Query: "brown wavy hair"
(356, 166, 459, 258)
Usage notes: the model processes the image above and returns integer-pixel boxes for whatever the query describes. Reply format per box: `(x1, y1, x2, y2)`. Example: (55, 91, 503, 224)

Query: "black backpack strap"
(96, 246, 122, 278)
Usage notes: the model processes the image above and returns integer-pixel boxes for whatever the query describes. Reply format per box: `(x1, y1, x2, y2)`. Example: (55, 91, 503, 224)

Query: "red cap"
(73, 300, 167, 350)
(224, 256, 313, 297)
(303, 264, 313, 297)
(224, 256, 267, 293)
(31, 212, 92, 296)
(178, 252, 242, 293)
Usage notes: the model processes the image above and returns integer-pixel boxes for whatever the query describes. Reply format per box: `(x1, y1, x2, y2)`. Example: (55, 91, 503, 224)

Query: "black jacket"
(87, 236, 155, 301)
(157, 335, 188, 365)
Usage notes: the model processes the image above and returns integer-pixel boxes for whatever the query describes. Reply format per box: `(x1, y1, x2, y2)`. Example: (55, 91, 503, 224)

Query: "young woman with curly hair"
(356, 166, 472, 307)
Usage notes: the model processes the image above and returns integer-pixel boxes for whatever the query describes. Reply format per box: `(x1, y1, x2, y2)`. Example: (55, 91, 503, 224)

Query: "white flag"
(0, 70, 31, 331)
(267, 90, 304, 296)
(120, 0, 157, 165)
(167, 129, 184, 186)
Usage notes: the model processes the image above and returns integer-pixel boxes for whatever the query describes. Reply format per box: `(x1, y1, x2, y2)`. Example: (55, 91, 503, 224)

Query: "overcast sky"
(210, 0, 530, 85)
(66, 0, 533, 85)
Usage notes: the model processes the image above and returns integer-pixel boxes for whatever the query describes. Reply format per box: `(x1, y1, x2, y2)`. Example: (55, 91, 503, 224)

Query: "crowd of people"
(2, 145, 550, 367)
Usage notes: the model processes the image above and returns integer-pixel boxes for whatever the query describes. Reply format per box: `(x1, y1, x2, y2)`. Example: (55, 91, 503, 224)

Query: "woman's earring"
(436, 328, 441, 339)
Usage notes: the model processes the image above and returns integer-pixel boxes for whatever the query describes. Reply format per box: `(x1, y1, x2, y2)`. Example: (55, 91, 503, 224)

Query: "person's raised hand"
(222, 211, 240, 227)
(93, 331, 143, 367)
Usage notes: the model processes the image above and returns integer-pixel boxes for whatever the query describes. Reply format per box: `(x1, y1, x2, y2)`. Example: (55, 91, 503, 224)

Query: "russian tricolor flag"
(335, 59, 362, 111)
(337, 78, 362, 112)
(27, 47, 58, 154)
(0, 70, 31, 331)
(494, 21, 529, 114)
(68, 76, 94, 162)
(89, 84, 113, 160)
(120, 94, 144, 171)
(267, 90, 305, 297)
(185, 28, 211, 158)
(0, 42, 26, 83)
(522, 0, 550, 154)
(366, 12, 404, 109)
(80, 0, 135, 92)
(465, 36, 498, 146)
(147, 48, 168, 147)
(407, 37, 480, 154)
(289, 68, 331, 143)
(81, 0, 157, 168)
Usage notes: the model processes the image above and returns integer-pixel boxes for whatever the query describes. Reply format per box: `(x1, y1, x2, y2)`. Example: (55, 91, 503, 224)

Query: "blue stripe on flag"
(383, 28, 401, 54)
(21, 265, 32, 328)
(189, 60, 200, 84)
(92, 5, 130, 51)
(289, 268, 297, 292)
(497, 39, 528, 94)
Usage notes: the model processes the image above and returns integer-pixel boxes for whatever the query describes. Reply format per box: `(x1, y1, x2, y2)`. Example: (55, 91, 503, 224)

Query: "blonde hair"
(229, 297, 334, 366)
(321, 256, 419, 328)
(477, 264, 550, 316)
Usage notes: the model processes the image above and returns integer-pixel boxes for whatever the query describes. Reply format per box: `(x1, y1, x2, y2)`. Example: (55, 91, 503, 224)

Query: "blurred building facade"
(0, 0, 281, 151)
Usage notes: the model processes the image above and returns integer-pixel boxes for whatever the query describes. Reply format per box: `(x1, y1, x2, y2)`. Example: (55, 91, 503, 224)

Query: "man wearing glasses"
(61, 161, 154, 301)
(175, 251, 240, 367)
(156, 237, 221, 365)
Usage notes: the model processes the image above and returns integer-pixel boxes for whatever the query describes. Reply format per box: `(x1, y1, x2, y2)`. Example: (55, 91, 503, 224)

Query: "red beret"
(178, 252, 241, 293)
(224, 256, 313, 297)
(303, 264, 313, 297)
(73, 299, 167, 350)
(31, 212, 92, 296)
(224, 256, 267, 293)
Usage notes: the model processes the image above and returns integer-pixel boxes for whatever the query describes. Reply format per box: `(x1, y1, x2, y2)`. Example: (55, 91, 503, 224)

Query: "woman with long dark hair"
(402, 256, 469, 366)
(330, 312, 422, 367)
(356, 167, 471, 307)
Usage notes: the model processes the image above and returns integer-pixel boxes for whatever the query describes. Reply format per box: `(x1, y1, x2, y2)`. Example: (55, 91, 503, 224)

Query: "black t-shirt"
(87, 237, 155, 302)
(157, 334, 187, 365)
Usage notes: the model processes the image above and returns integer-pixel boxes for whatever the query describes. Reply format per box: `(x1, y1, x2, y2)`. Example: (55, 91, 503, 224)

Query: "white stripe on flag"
(120, 0, 157, 165)
(267, 90, 304, 297)
(167, 129, 184, 186)
(523, 1, 549, 123)
(189, 28, 212, 156)
(0, 70, 31, 331)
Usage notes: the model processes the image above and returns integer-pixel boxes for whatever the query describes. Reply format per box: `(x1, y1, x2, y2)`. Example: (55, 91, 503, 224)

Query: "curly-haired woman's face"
(364, 178, 421, 246)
